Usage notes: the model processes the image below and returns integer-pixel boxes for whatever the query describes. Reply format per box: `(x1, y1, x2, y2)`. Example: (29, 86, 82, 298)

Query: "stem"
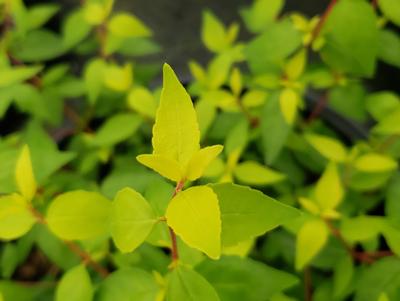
(236, 97, 259, 128)
(372, 0, 378, 10)
(306, 92, 329, 124)
(168, 180, 185, 265)
(310, 0, 338, 45)
(304, 267, 313, 301)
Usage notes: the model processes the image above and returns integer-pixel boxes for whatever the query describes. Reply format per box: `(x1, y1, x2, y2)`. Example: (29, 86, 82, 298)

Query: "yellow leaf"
(305, 133, 347, 162)
(108, 13, 151, 38)
(354, 153, 398, 173)
(201, 10, 229, 53)
(166, 186, 221, 259)
(127, 87, 157, 119)
(296, 218, 328, 270)
(279, 88, 299, 125)
(151, 64, 200, 166)
(285, 49, 307, 80)
(185, 145, 223, 181)
(137, 154, 182, 182)
(315, 162, 344, 211)
(230, 67, 242, 96)
(15, 145, 37, 202)
(103, 63, 133, 92)
(298, 197, 320, 215)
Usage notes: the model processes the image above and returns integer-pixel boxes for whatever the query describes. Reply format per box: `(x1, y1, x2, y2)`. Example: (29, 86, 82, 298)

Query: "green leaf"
(305, 133, 347, 162)
(55, 265, 93, 301)
(63, 9, 92, 49)
(354, 153, 398, 173)
(15, 145, 36, 202)
(111, 188, 157, 253)
(341, 216, 383, 242)
(152, 64, 200, 165)
(186, 145, 224, 181)
(103, 63, 133, 92)
(373, 107, 400, 135)
(46, 190, 111, 240)
(166, 186, 221, 259)
(380, 221, 400, 256)
(315, 162, 344, 211)
(279, 88, 299, 125)
(386, 173, 400, 228)
(320, 0, 378, 77)
(127, 87, 157, 119)
(295, 218, 329, 270)
(108, 13, 152, 38)
(92, 113, 142, 147)
(333, 254, 354, 298)
(196, 256, 298, 301)
(96, 268, 159, 301)
(366, 91, 400, 121)
(202, 10, 231, 53)
(240, 0, 284, 33)
(379, 0, 400, 26)
(167, 265, 220, 301)
(378, 29, 400, 68)
(0, 194, 36, 240)
(233, 161, 285, 186)
(0, 66, 42, 88)
(261, 92, 291, 163)
(210, 183, 300, 247)
(195, 98, 217, 139)
(27, 4, 59, 30)
(84, 58, 106, 105)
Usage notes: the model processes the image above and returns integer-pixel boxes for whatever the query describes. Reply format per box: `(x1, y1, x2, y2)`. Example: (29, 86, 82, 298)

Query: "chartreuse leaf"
(62, 9, 92, 49)
(55, 264, 93, 301)
(84, 58, 106, 105)
(315, 162, 344, 211)
(166, 186, 221, 259)
(83, 0, 113, 25)
(137, 155, 183, 182)
(279, 88, 299, 125)
(333, 254, 354, 298)
(202, 10, 231, 53)
(108, 13, 152, 37)
(185, 145, 223, 181)
(127, 87, 157, 119)
(229, 67, 242, 96)
(233, 161, 286, 186)
(340, 216, 383, 242)
(46, 191, 111, 240)
(27, 4, 59, 30)
(15, 145, 37, 202)
(295, 218, 329, 270)
(354, 153, 398, 173)
(305, 133, 347, 162)
(0, 194, 36, 240)
(373, 107, 400, 135)
(167, 265, 220, 301)
(210, 183, 300, 247)
(379, 0, 400, 26)
(240, 0, 283, 33)
(0, 66, 42, 88)
(111, 188, 157, 253)
(284, 49, 307, 80)
(103, 63, 133, 92)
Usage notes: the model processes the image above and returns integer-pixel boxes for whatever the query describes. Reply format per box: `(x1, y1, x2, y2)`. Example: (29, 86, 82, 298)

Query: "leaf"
(240, 0, 284, 33)
(320, 0, 378, 77)
(196, 256, 298, 301)
(279, 88, 299, 125)
(96, 268, 159, 301)
(46, 190, 111, 240)
(84, 58, 106, 105)
(284, 49, 307, 80)
(354, 153, 398, 173)
(386, 173, 400, 228)
(341, 216, 383, 242)
(229, 68, 242, 96)
(15, 145, 36, 202)
(92, 113, 142, 147)
(379, 0, 400, 26)
(366, 91, 400, 121)
(378, 29, 400, 68)
(315, 162, 344, 211)
(261, 92, 291, 163)
(0, 66, 43, 88)
(108, 13, 152, 37)
(209, 183, 300, 247)
(295, 218, 329, 270)
(63, 9, 92, 49)
(202, 10, 230, 53)
(0, 194, 36, 240)
(380, 221, 400, 256)
(305, 133, 347, 162)
(186, 145, 224, 181)
(103, 63, 133, 92)
(195, 98, 217, 139)
(111, 188, 157, 253)
(127, 87, 157, 119)
(233, 161, 286, 186)
(167, 265, 220, 301)
(333, 254, 354, 298)
(137, 154, 183, 182)
(55, 265, 93, 301)
(151, 63, 200, 167)
(373, 107, 400, 135)
(166, 186, 221, 259)
(27, 4, 59, 30)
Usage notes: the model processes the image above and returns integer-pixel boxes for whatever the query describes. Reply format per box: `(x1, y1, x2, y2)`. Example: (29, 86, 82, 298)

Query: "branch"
(168, 180, 185, 265)
(310, 0, 338, 45)
(304, 267, 313, 301)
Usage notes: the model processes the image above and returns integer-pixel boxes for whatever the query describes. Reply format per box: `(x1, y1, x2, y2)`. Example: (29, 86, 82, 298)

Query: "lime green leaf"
(83, 1, 113, 25)
(127, 87, 157, 119)
(186, 145, 224, 181)
(151, 64, 200, 167)
(305, 133, 347, 162)
(378, 293, 390, 301)
(111, 188, 157, 253)
(373, 107, 400, 135)
(202, 10, 230, 53)
(380, 221, 400, 256)
(315, 162, 344, 211)
(230, 67, 242, 96)
(333, 254, 354, 298)
(284, 49, 307, 80)
(167, 265, 220, 301)
(295, 218, 328, 270)
(195, 98, 216, 139)
(15, 145, 36, 202)
(46, 191, 111, 240)
(365, 91, 400, 121)
(279, 88, 299, 125)
(63, 10, 92, 49)
(92, 113, 142, 147)
(210, 183, 300, 247)
(0, 66, 42, 88)
(27, 4, 59, 30)
(240, 0, 284, 33)
(379, 0, 400, 26)
(56, 265, 93, 301)
(84, 58, 106, 105)
(137, 154, 183, 182)
(103, 63, 133, 92)
(378, 29, 400, 68)
(341, 216, 383, 242)
(166, 186, 221, 259)
(354, 153, 398, 173)
(108, 13, 152, 37)
(0, 194, 36, 240)
(233, 161, 286, 186)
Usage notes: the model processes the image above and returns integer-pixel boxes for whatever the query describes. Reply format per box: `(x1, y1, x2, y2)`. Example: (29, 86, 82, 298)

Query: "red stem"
(168, 180, 185, 264)
(310, 0, 338, 44)
(304, 267, 313, 301)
